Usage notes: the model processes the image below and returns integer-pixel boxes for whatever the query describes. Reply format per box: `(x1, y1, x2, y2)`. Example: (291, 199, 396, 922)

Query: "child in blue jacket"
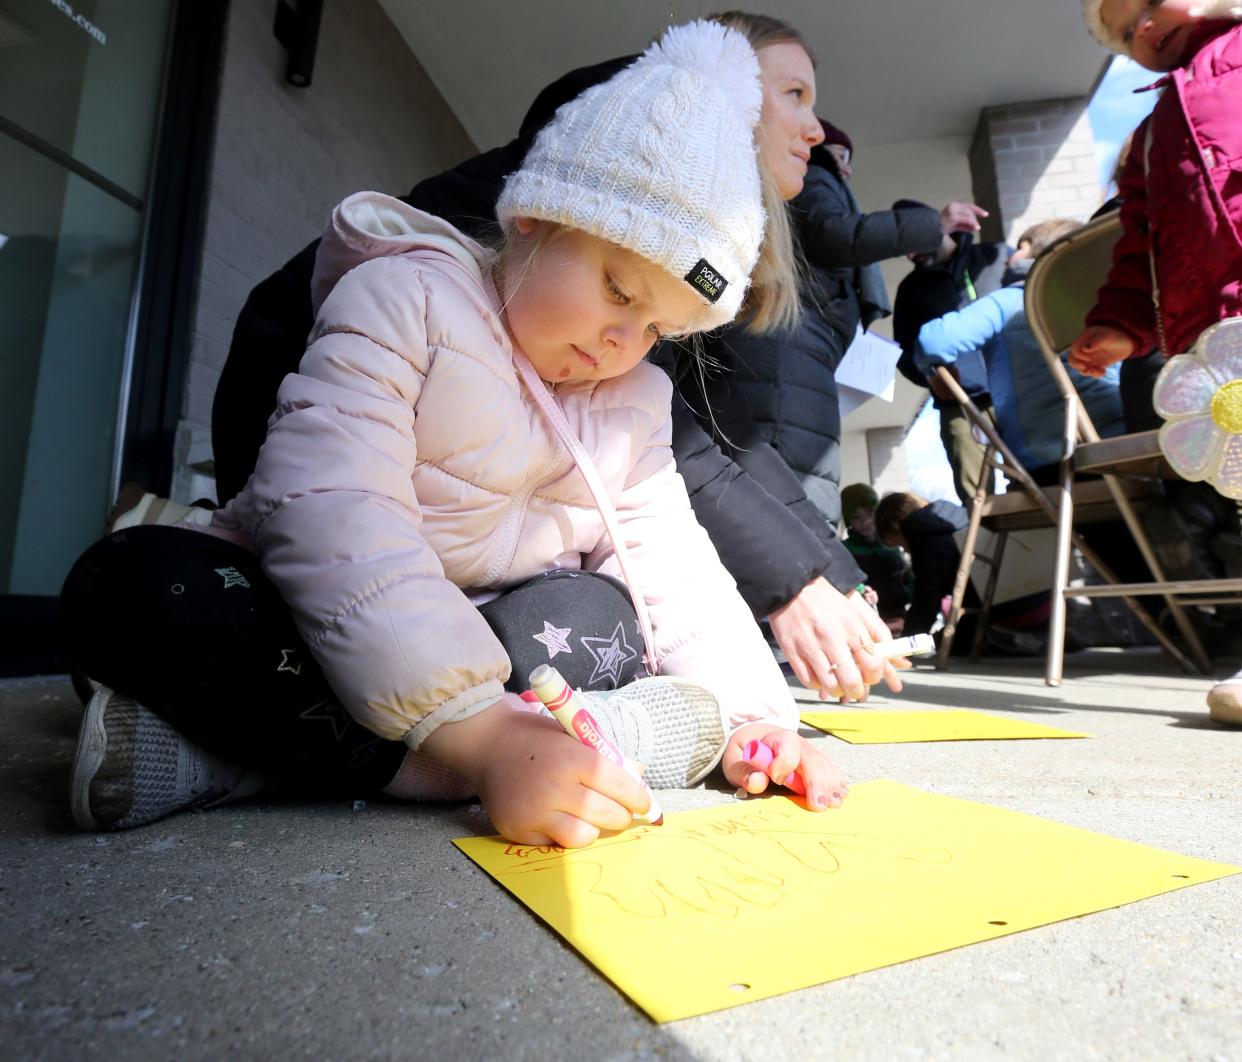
(914, 220, 1126, 485)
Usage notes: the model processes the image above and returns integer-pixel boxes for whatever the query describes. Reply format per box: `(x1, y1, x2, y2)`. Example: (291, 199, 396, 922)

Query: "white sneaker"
(71, 687, 262, 830)
(573, 678, 728, 789)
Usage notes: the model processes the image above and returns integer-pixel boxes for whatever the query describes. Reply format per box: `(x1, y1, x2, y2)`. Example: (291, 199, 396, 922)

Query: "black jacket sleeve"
(669, 389, 864, 616)
(794, 169, 942, 270)
(723, 432, 867, 599)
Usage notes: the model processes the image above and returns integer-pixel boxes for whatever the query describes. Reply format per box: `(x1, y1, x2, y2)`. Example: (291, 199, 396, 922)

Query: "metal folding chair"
(1023, 209, 1242, 684)
(931, 369, 1183, 677)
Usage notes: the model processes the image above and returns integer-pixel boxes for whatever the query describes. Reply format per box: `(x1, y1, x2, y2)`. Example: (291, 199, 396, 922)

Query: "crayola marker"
(867, 633, 935, 658)
(528, 664, 663, 826)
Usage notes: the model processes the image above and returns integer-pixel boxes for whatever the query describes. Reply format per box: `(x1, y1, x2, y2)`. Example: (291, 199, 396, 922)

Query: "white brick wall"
(182, 0, 475, 489)
(866, 426, 911, 498)
(971, 97, 1106, 245)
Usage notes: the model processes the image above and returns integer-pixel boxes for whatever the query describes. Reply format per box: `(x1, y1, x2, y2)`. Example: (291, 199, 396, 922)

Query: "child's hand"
(722, 723, 849, 810)
(420, 699, 651, 848)
(1068, 326, 1135, 377)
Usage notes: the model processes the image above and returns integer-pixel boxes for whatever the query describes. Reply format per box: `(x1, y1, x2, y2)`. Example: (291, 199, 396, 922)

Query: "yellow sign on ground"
(453, 782, 1236, 1023)
(801, 708, 1089, 743)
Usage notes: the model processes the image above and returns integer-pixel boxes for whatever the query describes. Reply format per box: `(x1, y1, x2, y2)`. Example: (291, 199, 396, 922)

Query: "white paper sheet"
(835, 328, 901, 417)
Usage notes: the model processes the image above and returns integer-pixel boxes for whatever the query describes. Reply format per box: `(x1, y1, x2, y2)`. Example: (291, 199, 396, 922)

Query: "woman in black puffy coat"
(688, 119, 959, 525)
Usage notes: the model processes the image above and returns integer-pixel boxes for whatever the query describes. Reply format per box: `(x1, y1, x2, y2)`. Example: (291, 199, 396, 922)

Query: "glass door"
(0, 0, 175, 597)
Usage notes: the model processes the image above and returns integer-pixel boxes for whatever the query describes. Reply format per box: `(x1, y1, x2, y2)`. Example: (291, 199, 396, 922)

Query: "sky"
(899, 57, 1159, 503)
(905, 400, 959, 502)
(1087, 55, 1159, 191)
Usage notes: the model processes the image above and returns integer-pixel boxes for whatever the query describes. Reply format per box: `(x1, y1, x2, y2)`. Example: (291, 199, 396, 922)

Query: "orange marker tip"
(652, 814, 664, 826)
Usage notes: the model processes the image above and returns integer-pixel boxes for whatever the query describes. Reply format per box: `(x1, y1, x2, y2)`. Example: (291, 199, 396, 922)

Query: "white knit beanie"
(496, 19, 765, 332)
(1082, 0, 1242, 52)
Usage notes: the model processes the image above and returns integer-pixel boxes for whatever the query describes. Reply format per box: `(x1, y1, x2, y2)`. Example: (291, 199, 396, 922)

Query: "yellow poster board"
(453, 781, 1236, 1023)
(801, 708, 1089, 743)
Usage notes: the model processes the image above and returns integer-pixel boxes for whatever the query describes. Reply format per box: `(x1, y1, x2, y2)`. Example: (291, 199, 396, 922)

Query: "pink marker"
(528, 665, 663, 826)
(741, 738, 807, 796)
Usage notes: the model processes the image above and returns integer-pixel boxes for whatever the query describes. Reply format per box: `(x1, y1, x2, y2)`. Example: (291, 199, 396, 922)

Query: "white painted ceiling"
(378, 1, 1109, 153)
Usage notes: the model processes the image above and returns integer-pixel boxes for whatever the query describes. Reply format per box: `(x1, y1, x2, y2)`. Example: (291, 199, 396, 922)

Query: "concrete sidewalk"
(2, 650, 1239, 1060)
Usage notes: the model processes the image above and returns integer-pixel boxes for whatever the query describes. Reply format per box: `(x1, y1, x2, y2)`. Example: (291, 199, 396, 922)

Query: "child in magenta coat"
(1070, 0, 1242, 726)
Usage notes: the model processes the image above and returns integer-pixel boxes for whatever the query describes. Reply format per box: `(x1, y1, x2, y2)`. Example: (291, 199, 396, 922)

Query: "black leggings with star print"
(59, 526, 644, 792)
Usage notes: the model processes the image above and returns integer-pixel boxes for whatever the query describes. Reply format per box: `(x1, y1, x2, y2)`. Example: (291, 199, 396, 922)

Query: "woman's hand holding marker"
(768, 579, 917, 705)
(846, 587, 915, 697)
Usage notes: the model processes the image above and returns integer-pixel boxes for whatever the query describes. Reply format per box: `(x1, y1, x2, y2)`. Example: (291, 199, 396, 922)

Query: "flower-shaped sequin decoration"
(1153, 317, 1242, 500)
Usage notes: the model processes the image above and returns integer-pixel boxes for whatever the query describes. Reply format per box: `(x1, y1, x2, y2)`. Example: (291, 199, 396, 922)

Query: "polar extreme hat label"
(685, 259, 729, 304)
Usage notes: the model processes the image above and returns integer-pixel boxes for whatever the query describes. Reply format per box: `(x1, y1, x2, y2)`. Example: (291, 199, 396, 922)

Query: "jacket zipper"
(1150, 259, 1169, 358)
(1142, 122, 1170, 358)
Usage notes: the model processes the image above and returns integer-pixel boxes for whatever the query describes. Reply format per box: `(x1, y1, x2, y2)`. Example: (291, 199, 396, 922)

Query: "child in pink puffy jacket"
(60, 21, 862, 844)
(1070, 0, 1242, 726)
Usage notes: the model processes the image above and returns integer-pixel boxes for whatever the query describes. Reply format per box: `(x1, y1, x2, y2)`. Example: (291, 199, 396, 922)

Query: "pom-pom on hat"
(1081, 0, 1123, 51)
(496, 19, 765, 332)
(1082, 0, 1242, 52)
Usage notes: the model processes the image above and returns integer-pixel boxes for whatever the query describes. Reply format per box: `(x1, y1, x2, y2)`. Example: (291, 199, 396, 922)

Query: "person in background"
(696, 116, 985, 529)
(892, 204, 1010, 507)
(795, 120, 984, 340)
(874, 491, 977, 642)
(840, 483, 910, 634)
(1070, 0, 1242, 726)
(915, 219, 1128, 487)
(875, 491, 1050, 654)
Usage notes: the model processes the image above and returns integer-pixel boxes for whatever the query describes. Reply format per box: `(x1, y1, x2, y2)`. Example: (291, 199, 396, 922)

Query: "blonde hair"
(1016, 219, 1081, 259)
(491, 221, 563, 313)
(744, 164, 803, 333)
(493, 222, 707, 365)
(710, 10, 816, 62)
(710, 10, 812, 334)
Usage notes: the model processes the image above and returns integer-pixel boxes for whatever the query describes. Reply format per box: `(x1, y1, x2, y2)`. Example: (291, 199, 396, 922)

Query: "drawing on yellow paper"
(453, 781, 1237, 1023)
